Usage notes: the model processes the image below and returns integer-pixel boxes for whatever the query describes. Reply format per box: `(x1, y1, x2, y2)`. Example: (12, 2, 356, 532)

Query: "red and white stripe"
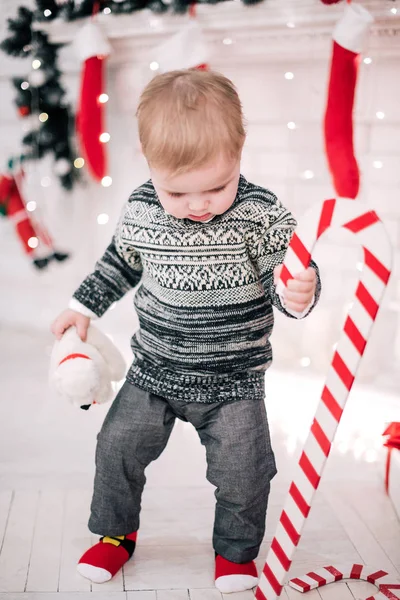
(255, 199, 392, 600)
(288, 563, 400, 600)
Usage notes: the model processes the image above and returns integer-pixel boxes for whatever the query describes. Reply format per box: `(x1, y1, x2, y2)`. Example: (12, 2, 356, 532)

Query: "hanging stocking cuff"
(74, 21, 111, 62)
(333, 3, 374, 54)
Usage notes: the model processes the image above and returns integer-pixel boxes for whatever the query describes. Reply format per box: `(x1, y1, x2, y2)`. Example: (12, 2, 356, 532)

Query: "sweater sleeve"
(252, 201, 321, 320)
(72, 207, 143, 318)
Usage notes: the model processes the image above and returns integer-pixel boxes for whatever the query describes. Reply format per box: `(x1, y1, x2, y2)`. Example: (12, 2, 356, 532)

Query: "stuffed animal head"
(49, 325, 126, 409)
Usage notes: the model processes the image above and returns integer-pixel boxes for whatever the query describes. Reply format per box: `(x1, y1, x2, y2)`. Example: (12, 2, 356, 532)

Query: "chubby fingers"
(287, 268, 315, 293)
(294, 267, 316, 283)
(275, 266, 316, 311)
(51, 319, 70, 341)
(76, 319, 88, 342)
(274, 266, 315, 289)
(286, 279, 314, 293)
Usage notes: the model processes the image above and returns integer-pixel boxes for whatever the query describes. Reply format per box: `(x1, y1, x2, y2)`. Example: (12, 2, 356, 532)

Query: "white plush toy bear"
(49, 325, 126, 410)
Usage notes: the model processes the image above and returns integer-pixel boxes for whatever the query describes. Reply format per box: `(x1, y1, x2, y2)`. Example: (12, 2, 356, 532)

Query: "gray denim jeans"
(89, 380, 277, 563)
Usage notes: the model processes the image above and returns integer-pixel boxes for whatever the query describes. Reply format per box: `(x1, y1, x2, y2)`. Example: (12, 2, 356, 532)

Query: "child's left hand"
(274, 265, 317, 312)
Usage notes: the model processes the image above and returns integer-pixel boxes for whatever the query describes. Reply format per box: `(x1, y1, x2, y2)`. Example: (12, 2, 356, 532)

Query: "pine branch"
(0, 7, 33, 57)
(34, 0, 61, 21)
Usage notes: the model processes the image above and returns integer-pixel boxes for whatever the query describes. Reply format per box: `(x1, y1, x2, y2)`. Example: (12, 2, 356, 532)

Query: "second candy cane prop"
(254, 198, 392, 600)
(289, 563, 400, 599)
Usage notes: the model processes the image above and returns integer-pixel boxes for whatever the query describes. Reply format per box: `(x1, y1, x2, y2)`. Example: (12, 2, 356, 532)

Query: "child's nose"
(188, 196, 209, 211)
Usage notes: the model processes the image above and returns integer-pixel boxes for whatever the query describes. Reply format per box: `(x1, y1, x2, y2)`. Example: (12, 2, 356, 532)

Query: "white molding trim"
(41, 1, 400, 61)
(1, 0, 399, 77)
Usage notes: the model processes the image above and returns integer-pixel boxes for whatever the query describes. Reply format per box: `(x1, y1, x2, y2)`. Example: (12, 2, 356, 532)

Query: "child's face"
(150, 155, 241, 222)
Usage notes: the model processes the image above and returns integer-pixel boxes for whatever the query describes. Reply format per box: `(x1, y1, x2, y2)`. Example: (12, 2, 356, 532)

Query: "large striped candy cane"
(255, 198, 392, 600)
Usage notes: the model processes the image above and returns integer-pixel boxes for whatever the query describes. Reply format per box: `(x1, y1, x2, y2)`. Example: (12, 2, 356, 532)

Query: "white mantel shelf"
(35, 0, 400, 68)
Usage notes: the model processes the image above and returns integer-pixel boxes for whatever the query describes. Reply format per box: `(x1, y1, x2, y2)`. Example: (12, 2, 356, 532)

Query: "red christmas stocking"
(324, 3, 373, 199)
(75, 20, 111, 183)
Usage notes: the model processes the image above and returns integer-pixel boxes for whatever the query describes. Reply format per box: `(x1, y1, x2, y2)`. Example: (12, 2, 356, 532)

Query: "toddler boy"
(52, 69, 320, 593)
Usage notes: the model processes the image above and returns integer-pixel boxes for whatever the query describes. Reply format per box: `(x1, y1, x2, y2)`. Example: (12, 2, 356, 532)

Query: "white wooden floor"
(1, 328, 400, 599)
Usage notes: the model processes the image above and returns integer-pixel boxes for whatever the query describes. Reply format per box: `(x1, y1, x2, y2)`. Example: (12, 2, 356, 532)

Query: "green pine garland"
(1, 6, 80, 189)
(1, 0, 263, 191)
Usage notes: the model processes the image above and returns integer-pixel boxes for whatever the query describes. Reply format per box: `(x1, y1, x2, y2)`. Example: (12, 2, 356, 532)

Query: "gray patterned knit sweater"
(73, 175, 321, 403)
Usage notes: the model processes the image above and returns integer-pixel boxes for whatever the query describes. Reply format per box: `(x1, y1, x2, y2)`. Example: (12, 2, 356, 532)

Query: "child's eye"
(168, 185, 225, 198)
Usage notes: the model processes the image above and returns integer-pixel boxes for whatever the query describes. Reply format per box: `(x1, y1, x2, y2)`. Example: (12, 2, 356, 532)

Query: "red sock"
(77, 532, 137, 583)
(215, 554, 259, 593)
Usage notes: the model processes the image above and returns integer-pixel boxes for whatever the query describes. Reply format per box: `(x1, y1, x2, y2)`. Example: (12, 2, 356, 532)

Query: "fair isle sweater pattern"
(73, 175, 321, 403)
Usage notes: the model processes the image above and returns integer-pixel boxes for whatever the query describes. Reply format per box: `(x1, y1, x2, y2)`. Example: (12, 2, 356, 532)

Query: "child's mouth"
(188, 213, 213, 221)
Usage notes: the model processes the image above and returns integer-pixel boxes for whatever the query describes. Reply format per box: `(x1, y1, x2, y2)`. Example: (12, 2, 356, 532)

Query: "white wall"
(0, 1, 399, 388)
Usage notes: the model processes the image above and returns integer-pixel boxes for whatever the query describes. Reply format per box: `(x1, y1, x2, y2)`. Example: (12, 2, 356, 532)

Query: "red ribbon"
(383, 422, 400, 493)
(58, 352, 91, 366)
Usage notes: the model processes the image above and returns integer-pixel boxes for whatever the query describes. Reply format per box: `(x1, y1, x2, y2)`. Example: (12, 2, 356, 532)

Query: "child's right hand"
(51, 309, 90, 342)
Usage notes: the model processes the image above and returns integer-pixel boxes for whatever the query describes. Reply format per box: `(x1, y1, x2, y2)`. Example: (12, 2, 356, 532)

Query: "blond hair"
(136, 69, 246, 174)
